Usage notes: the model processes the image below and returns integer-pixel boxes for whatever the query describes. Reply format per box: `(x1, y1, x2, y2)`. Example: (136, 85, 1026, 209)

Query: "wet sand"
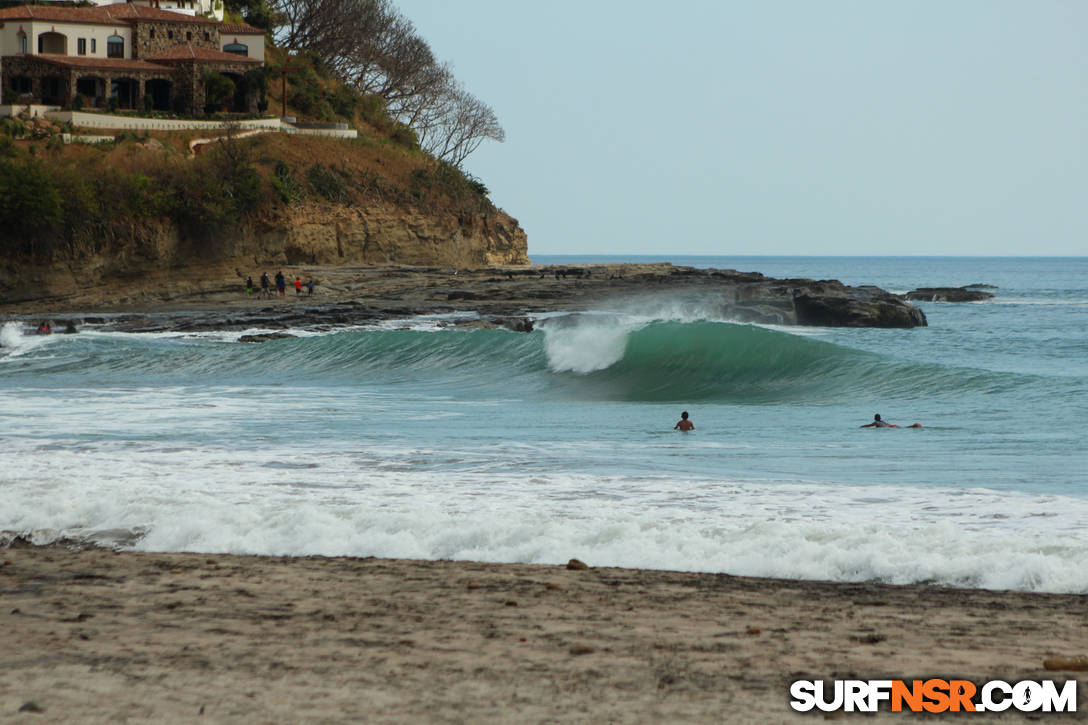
(2, 546, 1086, 723)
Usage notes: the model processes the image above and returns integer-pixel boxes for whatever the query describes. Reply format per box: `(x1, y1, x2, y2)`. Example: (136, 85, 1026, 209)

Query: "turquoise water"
(2, 256, 1086, 591)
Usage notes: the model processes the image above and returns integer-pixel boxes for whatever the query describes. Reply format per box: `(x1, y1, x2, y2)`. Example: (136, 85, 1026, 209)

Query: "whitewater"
(2, 256, 1086, 592)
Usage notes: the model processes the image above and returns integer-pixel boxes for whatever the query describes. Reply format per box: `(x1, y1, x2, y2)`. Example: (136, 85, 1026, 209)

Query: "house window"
(150, 28, 156, 39)
(91, 38, 97, 53)
(37, 31, 67, 54)
(168, 30, 174, 39)
(204, 32, 210, 41)
(77, 38, 87, 55)
(107, 35, 124, 58)
(223, 43, 248, 57)
(18, 31, 27, 54)
(186, 31, 192, 41)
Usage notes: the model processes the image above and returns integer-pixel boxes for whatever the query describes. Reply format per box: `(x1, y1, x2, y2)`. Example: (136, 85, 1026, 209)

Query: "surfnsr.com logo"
(790, 679, 1077, 713)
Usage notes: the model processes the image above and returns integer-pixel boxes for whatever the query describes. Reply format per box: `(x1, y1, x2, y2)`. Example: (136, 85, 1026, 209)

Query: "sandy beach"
(2, 545, 1086, 723)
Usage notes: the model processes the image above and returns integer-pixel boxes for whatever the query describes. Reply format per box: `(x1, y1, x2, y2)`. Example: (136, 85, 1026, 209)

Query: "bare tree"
(267, 0, 504, 165)
(422, 84, 504, 167)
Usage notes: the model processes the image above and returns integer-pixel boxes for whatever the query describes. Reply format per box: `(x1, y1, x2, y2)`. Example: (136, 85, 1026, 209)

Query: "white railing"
(44, 111, 358, 138)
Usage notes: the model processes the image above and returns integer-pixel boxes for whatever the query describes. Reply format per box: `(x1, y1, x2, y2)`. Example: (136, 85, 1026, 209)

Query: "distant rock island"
(904, 286, 996, 302)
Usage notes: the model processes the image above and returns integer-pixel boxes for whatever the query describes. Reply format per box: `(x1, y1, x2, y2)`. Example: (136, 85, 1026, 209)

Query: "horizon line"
(528, 253, 1087, 259)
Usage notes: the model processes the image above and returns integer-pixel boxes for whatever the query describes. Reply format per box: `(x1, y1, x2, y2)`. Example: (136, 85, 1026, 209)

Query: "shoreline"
(3, 546, 1087, 722)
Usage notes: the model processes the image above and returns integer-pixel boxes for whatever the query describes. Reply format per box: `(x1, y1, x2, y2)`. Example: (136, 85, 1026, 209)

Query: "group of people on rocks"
(245, 272, 314, 298)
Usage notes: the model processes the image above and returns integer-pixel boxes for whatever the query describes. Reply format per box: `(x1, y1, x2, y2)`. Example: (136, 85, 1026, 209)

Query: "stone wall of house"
(3, 56, 184, 107)
(1, 56, 69, 102)
(131, 20, 220, 60)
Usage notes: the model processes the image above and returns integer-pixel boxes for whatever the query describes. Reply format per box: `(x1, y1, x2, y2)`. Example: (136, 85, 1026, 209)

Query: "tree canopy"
(232, 0, 503, 166)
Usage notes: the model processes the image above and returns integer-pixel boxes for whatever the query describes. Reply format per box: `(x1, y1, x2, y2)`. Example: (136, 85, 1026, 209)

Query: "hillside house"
(82, 0, 225, 22)
(0, 3, 265, 114)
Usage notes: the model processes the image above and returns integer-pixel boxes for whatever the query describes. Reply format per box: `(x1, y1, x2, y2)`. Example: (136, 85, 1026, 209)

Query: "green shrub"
(1, 117, 26, 139)
(306, 163, 347, 203)
(467, 176, 489, 197)
(204, 71, 236, 111)
(0, 158, 63, 246)
(330, 86, 358, 121)
(270, 159, 301, 202)
(389, 123, 418, 150)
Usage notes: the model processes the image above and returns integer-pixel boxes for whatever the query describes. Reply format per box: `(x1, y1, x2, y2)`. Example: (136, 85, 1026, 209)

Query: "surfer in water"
(860, 414, 921, 429)
(674, 411, 694, 432)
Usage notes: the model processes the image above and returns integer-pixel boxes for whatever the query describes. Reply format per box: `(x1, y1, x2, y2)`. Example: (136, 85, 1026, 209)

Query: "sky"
(394, 1, 1087, 256)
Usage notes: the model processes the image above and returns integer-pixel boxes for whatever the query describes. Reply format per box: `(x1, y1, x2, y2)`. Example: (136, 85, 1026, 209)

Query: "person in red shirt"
(295, 278, 302, 296)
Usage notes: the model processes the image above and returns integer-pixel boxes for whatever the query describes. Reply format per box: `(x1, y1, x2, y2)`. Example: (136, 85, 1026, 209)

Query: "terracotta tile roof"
(218, 23, 264, 35)
(146, 43, 262, 63)
(0, 3, 222, 26)
(0, 5, 118, 24)
(104, 4, 218, 25)
(32, 54, 173, 72)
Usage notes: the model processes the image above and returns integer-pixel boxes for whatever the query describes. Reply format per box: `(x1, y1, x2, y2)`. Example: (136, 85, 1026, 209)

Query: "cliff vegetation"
(0, 41, 528, 304)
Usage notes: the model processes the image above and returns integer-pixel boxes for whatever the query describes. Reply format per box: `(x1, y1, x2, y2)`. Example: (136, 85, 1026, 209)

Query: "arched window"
(37, 31, 67, 54)
(223, 43, 247, 57)
(149, 28, 156, 39)
(107, 34, 124, 58)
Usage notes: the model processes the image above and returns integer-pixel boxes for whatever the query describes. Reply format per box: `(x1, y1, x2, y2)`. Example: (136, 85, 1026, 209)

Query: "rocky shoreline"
(1, 263, 929, 333)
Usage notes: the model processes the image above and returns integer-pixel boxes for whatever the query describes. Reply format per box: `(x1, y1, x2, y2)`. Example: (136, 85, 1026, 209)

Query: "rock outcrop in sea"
(904, 286, 995, 302)
(1, 263, 928, 331)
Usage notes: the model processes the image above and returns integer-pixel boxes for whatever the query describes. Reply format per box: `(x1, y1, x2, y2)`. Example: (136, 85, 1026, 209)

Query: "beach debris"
(566, 559, 589, 571)
(545, 583, 562, 591)
(1043, 656, 1088, 671)
(746, 626, 762, 636)
(18, 701, 44, 713)
(505, 600, 518, 607)
(569, 644, 595, 656)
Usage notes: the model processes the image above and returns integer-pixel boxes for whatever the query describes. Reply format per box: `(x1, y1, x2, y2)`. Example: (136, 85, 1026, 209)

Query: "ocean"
(2, 256, 1086, 592)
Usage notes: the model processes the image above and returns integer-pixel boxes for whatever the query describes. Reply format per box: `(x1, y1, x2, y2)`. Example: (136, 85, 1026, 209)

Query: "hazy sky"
(395, 1, 1086, 256)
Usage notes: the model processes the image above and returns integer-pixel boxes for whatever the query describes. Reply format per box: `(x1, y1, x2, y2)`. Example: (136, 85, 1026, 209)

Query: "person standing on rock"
(674, 411, 694, 432)
(275, 271, 286, 297)
(245, 276, 254, 295)
(261, 272, 270, 297)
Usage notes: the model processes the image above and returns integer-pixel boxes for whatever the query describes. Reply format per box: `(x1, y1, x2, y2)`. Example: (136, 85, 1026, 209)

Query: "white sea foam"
(541, 317, 638, 373)
(4, 431, 1088, 593)
(0, 321, 58, 357)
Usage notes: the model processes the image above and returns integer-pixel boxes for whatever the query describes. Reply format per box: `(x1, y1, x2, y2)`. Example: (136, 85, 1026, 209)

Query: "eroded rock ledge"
(2, 263, 927, 332)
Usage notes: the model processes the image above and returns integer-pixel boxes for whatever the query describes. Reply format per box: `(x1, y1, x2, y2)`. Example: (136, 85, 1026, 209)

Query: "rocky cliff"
(0, 199, 528, 306)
